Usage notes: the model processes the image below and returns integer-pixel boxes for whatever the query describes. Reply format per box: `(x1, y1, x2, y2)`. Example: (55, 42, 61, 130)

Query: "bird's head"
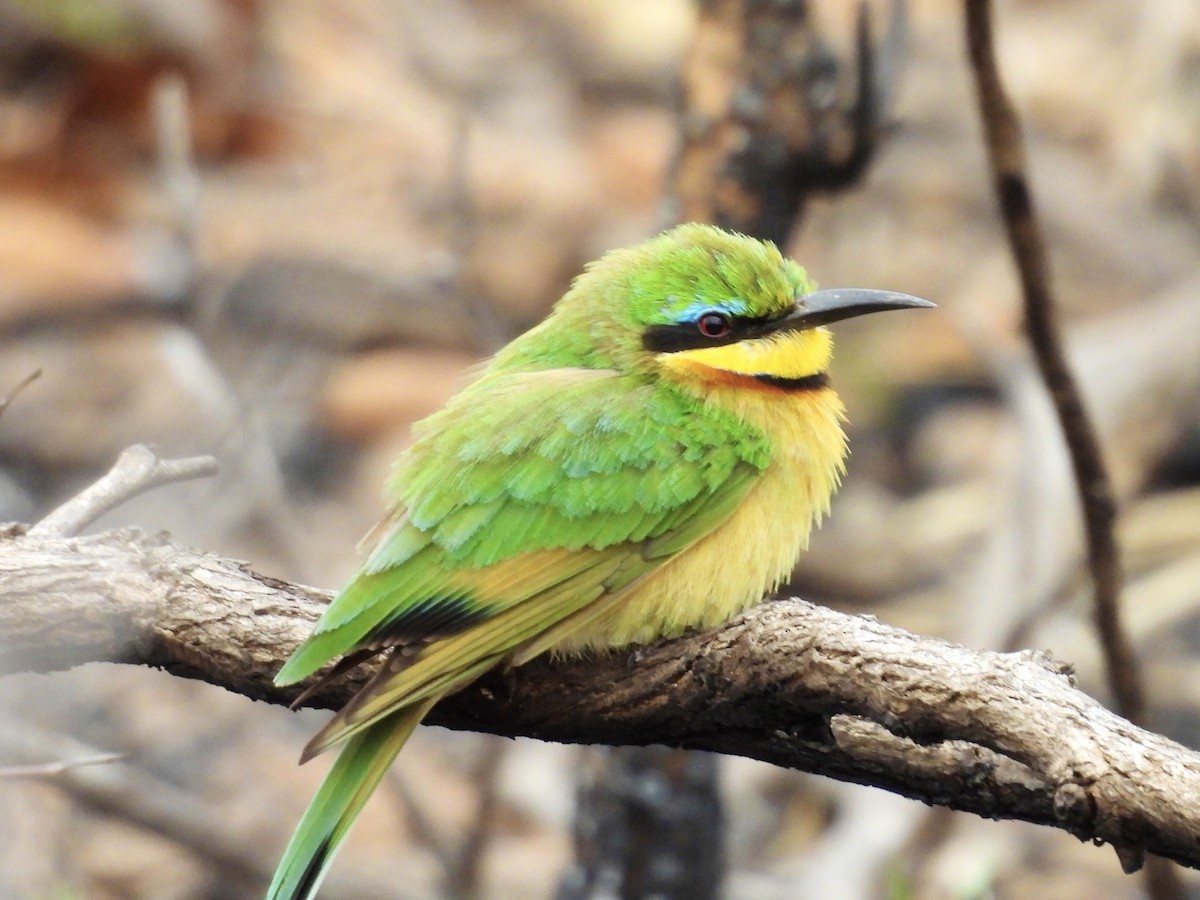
(495, 224, 933, 388)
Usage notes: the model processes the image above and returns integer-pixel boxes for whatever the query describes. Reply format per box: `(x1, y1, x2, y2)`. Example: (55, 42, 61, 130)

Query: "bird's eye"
(697, 312, 731, 338)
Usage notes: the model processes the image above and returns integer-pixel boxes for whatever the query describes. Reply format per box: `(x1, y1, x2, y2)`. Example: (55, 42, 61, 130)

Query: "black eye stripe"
(642, 312, 782, 353)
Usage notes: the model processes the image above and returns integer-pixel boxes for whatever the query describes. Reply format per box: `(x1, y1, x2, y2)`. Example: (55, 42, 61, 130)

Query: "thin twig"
(0, 720, 266, 889)
(386, 738, 509, 899)
(964, 2, 1183, 894)
(152, 72, 202, 267)
(0, 716, 395, 897)
(0, 369, 41, 421)
(446, 111, 513, 353)
(962, 0, 1144, 725)
(29, 445, 219, 538)
(386, 767, 461, 883)
(447, 739, 508, 900)
(0, 751, 125, 779)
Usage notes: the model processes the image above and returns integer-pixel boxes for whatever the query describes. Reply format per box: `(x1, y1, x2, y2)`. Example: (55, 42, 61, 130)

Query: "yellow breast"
(564, 383, 847, 651)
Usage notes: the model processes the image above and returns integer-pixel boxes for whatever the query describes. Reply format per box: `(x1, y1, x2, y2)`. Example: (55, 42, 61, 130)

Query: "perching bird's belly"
(559, 385, 847, 651)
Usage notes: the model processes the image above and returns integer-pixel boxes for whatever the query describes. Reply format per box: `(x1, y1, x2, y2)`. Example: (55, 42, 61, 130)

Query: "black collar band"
(751, 372, 829, 391)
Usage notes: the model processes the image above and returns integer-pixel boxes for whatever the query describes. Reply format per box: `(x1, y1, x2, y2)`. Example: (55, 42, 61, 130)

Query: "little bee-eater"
(267, 223, 933, 898)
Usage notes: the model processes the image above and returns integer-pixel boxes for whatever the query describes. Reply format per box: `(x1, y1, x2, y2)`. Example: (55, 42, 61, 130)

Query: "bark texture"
(2, 524, 1199, 871)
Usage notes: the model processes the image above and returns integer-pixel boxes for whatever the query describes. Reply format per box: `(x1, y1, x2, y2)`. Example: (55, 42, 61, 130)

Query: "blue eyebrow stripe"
(669, 297, 752, 322)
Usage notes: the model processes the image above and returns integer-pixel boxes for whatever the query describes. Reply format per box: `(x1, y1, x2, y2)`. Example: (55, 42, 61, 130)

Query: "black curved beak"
(768, 289, 936, 332)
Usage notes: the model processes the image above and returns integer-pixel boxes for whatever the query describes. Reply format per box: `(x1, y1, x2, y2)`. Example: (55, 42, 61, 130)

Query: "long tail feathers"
(266, 698, 436, 900)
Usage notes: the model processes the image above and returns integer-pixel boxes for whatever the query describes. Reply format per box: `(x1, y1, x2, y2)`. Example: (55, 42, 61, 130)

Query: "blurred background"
(0, 0, 1198, 897)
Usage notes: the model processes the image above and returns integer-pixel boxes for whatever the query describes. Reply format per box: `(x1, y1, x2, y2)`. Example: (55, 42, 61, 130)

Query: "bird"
(266, 222, 933, 899)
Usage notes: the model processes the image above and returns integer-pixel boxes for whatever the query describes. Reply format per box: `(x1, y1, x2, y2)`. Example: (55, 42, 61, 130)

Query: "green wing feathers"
(396, 369, 770, 565)
(301, 546, 634, 758)
(277, 369, 770, 698)
(269, 368, 770, 897)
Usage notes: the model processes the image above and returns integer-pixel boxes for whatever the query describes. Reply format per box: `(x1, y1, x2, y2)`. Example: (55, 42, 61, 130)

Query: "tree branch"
(2, 524, 1199, 871)
(671, 0, 902, 246)
(28, 444, 219, 539)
